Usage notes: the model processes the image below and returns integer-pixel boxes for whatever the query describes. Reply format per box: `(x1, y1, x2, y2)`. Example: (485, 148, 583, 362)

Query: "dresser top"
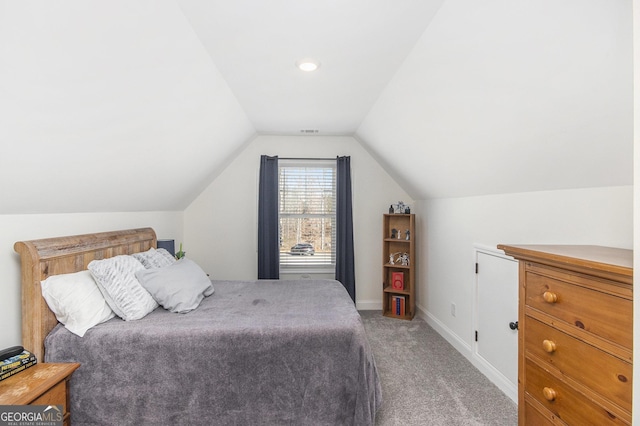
(497, 244, 633, 281)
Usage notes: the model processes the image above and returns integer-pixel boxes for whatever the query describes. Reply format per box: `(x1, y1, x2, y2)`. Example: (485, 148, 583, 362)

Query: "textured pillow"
(156, 248, 177, 264)
(132, 247, 176, 269)
(88, 255, 158, 321)
(40, 270, 115, 337)
(135, 258, 214, 313)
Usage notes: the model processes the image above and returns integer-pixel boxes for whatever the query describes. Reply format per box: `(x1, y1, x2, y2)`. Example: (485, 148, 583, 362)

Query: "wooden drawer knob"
(543, 387, 557, 401)
(542, 339, 556, 353)
(543, 291, 558, 303)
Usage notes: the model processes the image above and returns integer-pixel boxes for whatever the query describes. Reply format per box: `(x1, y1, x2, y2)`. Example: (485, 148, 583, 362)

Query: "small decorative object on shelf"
(389, 252, 406, 265)
(382, 213, 415, 320)
(395, 201, 406, 214)
(389, 201, 411, 214)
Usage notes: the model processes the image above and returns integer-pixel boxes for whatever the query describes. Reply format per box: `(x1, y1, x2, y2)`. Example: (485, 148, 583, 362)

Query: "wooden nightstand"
(0, 363, 80, 426)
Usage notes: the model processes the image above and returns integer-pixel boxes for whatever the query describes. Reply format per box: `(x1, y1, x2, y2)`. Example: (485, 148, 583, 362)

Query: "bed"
(15, 228, 381, 425)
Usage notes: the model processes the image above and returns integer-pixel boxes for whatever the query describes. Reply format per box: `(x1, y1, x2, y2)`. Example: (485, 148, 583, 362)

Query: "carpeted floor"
(359, 311, 517, 426)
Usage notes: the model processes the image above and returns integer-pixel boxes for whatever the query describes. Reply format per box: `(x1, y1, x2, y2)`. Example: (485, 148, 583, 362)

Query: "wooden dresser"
(497, 245, 633, 426)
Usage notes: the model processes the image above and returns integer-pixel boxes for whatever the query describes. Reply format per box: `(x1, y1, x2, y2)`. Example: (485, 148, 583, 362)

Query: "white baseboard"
(356, 299, 382, 310)
(416, 304, 517, 404)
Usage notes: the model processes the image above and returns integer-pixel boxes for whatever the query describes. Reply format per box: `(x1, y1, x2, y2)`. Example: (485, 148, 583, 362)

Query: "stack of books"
(391, 295, 406, 316)
(0, 350, 37, 381)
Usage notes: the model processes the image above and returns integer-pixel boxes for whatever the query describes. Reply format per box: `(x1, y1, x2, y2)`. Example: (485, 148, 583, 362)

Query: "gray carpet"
(359, 311, 517, 426)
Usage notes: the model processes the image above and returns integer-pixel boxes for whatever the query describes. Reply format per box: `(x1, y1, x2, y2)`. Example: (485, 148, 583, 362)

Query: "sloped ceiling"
(0, 1, 255, 214)
(358, 0, 633, 199)
(176, 0, 445, 135)
(0, 0, 633, 214)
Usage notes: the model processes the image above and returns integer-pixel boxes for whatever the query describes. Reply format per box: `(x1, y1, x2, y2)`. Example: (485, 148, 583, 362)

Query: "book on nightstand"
(0, 350, 37, 381)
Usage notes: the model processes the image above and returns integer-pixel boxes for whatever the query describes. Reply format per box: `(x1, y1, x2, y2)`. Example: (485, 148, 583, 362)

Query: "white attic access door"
(473, 245, 519, 403)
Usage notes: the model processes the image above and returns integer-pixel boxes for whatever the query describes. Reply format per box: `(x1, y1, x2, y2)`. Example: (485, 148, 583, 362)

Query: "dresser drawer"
(31, 380, 70, 425)
(30, 380, 67, 407)
(526, 317, 631, 411)
(525, 269, 632, 349)
(524, 400, 561, 426)
(525, 358, 629, 425)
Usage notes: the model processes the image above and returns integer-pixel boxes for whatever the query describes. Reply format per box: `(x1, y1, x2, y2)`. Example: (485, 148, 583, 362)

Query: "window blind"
(278, 160, 336, 270)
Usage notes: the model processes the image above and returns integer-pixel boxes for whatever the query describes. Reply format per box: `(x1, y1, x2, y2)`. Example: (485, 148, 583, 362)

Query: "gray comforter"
(45, 279, 381, 425)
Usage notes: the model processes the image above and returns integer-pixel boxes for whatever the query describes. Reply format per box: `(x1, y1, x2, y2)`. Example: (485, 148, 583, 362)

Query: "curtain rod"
(278, 157, 337, 161)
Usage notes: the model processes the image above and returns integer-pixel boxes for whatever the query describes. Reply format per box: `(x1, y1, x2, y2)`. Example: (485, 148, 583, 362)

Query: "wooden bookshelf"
(382, 214, 415, 320)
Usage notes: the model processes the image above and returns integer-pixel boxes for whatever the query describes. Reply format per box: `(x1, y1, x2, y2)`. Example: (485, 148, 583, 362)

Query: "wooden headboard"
(14, 228, 157, 361)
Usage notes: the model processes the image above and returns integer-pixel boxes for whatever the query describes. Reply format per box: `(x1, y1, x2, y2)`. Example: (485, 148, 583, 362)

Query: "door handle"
(509, 321, 518, 330)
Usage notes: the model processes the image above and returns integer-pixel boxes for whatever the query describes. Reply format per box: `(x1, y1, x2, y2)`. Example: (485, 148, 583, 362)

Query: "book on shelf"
(0, 359, 37, 381)
(1, 350, 37, 373)
(391, 271, 404, 290)
(391, 295, 406, 316)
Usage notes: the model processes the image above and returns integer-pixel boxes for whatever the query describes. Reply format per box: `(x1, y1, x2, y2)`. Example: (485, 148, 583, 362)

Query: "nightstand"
(0, 363, 80, 426)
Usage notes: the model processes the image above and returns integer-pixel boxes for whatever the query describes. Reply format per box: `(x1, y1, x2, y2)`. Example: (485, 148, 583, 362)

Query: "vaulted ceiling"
(0, 0, 633, 213)
(177, 0, 445, 135)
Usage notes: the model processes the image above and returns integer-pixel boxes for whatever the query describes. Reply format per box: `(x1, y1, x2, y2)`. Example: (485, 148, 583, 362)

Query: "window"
(278, 159, 336, 272)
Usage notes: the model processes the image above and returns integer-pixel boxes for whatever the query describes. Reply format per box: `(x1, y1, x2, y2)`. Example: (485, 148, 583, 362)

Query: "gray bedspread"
(45, 279, 381, 425)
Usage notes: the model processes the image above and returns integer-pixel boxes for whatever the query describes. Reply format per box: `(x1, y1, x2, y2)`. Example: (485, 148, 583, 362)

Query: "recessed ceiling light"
(296, 59, 320, 72)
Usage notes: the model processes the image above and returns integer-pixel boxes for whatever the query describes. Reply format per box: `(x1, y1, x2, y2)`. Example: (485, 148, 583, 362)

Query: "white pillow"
(135, 258, 214, 313)
(40, 270, 115, 337)
(88, 255, 158, 321)
(132, 247, 176, 269)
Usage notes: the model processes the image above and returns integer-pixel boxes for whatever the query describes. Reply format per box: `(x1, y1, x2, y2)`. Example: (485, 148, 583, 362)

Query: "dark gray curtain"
(335, 156, 355, 302)
(258, 155, 279, 279)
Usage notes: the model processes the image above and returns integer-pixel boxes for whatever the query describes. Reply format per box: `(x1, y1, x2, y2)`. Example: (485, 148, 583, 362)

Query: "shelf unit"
(382, 213, 415, 320)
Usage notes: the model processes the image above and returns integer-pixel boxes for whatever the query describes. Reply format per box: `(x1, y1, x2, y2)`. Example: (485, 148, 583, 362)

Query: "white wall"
(416, 185, 632, 357)
(0, 212, 183, 351)
(183, 135, 413, 308)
